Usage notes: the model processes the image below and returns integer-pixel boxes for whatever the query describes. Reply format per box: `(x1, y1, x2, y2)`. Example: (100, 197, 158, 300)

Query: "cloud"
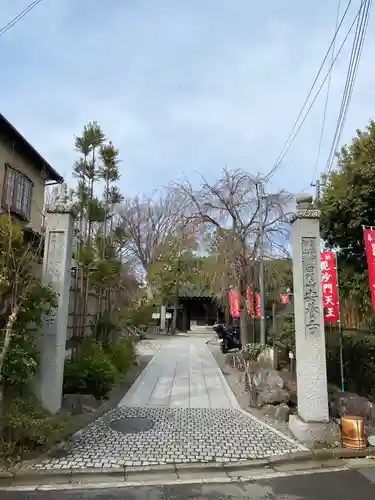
(1, 1, 375, 196)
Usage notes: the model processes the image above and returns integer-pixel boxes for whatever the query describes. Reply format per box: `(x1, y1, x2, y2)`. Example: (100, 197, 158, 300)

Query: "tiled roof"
(178, 283, 214, 299)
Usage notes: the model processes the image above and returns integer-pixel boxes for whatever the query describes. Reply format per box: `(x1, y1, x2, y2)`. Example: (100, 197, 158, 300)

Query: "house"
(0, 113, 63, 238)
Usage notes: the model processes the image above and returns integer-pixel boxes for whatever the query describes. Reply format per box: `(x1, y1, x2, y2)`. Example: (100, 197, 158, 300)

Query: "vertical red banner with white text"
(247, 287, 254, 316)
(255, 292, 261, 318)
(228, 289, 240, 317)
(363, 227, 375, 313)
(320, 251, 339, 323)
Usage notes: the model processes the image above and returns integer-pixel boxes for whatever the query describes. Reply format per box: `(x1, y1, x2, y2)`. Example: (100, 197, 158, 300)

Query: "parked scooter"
(212, 323, 242, 354)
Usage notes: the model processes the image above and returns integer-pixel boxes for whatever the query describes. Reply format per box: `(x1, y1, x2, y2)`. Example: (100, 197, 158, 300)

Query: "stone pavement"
(30, 336, 304, 471)
(119, 336, 239, 408)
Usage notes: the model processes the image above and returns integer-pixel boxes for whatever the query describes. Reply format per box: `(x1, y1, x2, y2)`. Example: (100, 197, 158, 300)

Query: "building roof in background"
(178, 283, 214, 299)
(0, 113, 63, 183)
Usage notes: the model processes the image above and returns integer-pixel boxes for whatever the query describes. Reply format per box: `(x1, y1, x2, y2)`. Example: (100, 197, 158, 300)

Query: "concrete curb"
(1, 447, 375, 487)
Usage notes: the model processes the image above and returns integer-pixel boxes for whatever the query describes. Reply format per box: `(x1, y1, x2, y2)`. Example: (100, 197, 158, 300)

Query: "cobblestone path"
(32, 337, 304, 470)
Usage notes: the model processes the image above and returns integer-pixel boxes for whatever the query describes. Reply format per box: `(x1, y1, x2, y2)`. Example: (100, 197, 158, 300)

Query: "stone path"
(120, 336, 239, 408)
(31, 336, 304, 470)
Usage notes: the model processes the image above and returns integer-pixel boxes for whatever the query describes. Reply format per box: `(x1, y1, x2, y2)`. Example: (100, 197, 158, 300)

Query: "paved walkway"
(119, 337, 239, 408)
(31, 336, 304, 470)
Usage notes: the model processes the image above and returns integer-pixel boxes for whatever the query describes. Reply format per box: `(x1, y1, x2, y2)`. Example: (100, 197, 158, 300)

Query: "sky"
(1, 0, 375, 199)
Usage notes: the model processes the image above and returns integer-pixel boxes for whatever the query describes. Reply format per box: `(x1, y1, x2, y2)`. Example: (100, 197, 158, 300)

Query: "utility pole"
(259, 181, 266, 346)
(312, 177, 326, 202)
(171, 249, 181, 335)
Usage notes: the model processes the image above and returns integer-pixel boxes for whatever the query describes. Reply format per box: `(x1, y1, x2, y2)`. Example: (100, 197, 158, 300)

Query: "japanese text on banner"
(320, 250, 339, 323)
(363, 227, 375, 313)
(228, 289, 240, 317)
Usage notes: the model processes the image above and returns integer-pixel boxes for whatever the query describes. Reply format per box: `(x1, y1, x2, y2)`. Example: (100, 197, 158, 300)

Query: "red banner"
(320, 251, 339, 323)
(228, 289, 240, 317)
(255, 292, 261, 318)
(280, 293, 289, 305)
(247, 287, 254, 316)
(363, 227, 375, 312)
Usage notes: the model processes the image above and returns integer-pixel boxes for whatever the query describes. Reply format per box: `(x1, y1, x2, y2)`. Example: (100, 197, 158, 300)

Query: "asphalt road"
(2, 469, 375, 500)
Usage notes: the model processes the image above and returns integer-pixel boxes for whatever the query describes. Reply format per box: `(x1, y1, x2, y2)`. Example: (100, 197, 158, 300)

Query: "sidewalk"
(26, 336, 304, 471)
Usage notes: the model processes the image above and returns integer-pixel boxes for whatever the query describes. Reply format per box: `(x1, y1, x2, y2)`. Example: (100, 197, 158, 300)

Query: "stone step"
(189, 326, 214, 334)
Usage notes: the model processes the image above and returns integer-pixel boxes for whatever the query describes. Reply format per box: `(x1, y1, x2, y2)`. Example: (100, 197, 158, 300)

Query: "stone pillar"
(34, 186, 74, 413)
(288, 194, 339, 446)
(160, 305, 166, 331)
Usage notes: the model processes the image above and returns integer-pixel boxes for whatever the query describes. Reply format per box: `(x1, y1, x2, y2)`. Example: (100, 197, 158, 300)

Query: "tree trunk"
(239, 276, 248, 346)
(0, 304, 21, 417)
(240, 306, 248, 346)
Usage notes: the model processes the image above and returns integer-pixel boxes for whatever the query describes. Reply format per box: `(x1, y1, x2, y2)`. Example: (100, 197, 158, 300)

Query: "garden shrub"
(269, 312, 295, 350)
(326, 331, 375, 398)
(241, 343, 264, 361)
(0, 282, 57, 390)
(91, 311, 122, 347)
(1, 398, 68, 462)
(63, 342, 118, 398)
(108, 338, 135, 373)
(271, 313, 375, 399)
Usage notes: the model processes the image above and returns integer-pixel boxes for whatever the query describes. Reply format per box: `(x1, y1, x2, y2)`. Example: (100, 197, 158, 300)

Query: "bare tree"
(174, 167, 290, 345)
(118, 189, 190, 298)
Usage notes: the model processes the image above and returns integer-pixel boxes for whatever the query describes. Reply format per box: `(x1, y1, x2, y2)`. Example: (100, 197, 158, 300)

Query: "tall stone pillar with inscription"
(288, 194, 339, 446)
(34, 184, 75, 413)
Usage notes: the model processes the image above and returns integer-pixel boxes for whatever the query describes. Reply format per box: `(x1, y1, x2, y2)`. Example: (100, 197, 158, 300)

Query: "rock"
(61, 394, 102, 415)
(257, 386, 289, 405)
(253, 367, 284, 389)
(329, 391, 373, 419)
(257, 347, 275, 366)
(368, 435, 375, 446)
(262, 404, 277, 417)
(275, 403, 290, 422)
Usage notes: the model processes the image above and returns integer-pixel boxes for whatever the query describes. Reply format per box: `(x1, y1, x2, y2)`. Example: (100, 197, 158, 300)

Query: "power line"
(0, 0, 44, 38)
(324, 0, 370, 174)
(265, 0, 354, 181)
(324, 0, 372, 176)
(310, 0, 342, 187)
(270, 4, 363, 187)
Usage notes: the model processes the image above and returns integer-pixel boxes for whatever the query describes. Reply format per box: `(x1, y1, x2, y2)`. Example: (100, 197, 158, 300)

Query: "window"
(2, 164, 33, 220)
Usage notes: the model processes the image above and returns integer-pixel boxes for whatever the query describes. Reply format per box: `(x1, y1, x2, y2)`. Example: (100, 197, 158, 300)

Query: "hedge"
(326, 331, 375, 399)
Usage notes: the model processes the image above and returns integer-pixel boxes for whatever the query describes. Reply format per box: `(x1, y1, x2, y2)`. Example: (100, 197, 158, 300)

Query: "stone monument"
(288, 194, 339, 446)
(33, 183, 75, 413)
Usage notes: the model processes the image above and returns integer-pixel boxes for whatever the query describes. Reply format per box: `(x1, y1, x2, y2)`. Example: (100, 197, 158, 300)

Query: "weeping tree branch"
(173, 167, 290, 344)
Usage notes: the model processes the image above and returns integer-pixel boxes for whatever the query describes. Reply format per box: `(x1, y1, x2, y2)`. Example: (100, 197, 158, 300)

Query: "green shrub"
(269, 312, 295, 350)
(0, 282, 57, 390)
(63, 342, 118, 398)
(91, 311, 122, 347)
(263, 310, 375, 398)
(241, 343, 264, 360)
(1, 398, 68, 462)
(108, 338, 135, 373)
(326, 331, 375, 398)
